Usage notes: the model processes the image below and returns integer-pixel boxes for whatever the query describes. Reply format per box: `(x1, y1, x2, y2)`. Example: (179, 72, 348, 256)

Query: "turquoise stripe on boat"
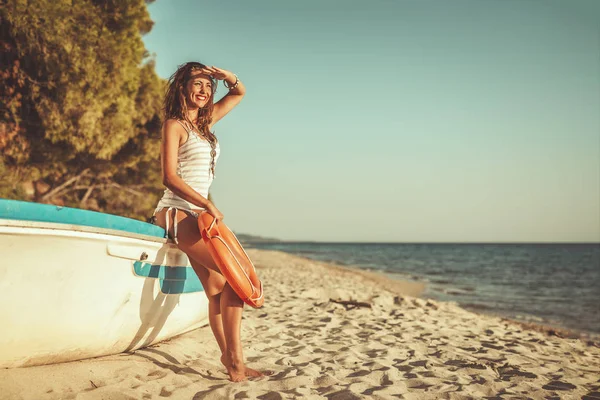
(0, 198, 166, 238)
(133, 261, 204, 294)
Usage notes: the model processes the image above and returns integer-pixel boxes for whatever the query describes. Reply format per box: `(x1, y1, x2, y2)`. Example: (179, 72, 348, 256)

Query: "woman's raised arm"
(199, 66, 246, 128)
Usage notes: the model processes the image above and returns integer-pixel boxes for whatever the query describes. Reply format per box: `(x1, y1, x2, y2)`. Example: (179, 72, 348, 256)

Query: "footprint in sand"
(346, 370, 371, 378)
(417, 370, 437, 378)
(542, 380, 577, 391)
(480, 340, 505, 350)
(137, 369, 169, 381)
(582, 391, 600, 400)
(444, 359, 488, 370)
(470, 374, 487, 385)
(409, 360, 429, 368)
(496, 363, 537, 380)
(405, 378, 434, 389)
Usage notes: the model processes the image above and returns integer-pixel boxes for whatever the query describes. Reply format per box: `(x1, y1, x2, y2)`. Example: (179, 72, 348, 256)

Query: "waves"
(250, 242, 600, 335)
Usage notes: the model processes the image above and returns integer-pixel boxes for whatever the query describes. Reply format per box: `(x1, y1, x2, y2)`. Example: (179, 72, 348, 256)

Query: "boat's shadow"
(124, 244, 186, 352)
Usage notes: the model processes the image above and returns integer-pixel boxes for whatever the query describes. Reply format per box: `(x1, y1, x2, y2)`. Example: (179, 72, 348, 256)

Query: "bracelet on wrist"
(223, 74, 239, 90)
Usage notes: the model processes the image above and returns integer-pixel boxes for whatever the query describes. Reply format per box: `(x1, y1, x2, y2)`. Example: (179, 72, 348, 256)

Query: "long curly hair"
(163, 62, 219, 177)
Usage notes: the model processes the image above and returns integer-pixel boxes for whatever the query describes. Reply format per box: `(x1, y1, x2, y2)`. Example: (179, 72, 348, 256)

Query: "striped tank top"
(155, 120, 220, 212)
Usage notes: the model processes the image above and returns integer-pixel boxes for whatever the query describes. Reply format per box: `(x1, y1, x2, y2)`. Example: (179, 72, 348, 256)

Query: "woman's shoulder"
(162, 119, 189, 142)
(164, 118, 186, 129)
(163, 119, 190, 133)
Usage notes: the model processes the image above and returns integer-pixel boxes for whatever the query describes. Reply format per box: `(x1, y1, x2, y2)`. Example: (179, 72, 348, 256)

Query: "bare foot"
(220, 354, 271, 380)
(220, 354, 247, 382)
(227, 363, 247, 382)
(244, 366, 271, 378)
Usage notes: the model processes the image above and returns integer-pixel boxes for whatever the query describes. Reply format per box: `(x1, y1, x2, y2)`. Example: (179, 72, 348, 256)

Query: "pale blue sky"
(143, 0, 600, 242)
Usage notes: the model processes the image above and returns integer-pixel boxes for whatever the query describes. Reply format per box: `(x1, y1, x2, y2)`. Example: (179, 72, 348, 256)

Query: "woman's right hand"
(205, 202, 224, 222)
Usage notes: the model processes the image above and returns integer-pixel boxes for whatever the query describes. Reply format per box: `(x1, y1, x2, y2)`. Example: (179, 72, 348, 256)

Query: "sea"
(247, 242, 600, 337)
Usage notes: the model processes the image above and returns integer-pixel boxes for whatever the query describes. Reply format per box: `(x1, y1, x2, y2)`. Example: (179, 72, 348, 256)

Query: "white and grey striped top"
(155, 121, 220, 211)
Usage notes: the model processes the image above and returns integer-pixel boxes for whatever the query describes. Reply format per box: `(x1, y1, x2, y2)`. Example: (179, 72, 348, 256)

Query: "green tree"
(0, 0, 165, 219)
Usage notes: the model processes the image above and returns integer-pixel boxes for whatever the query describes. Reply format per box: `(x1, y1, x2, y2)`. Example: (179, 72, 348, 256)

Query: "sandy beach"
(1, 249, 599, 399)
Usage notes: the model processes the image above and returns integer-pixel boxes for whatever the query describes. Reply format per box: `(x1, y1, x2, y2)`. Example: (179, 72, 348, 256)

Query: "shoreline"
(1, 248, 598, 399)
(249, 247, 600, 343)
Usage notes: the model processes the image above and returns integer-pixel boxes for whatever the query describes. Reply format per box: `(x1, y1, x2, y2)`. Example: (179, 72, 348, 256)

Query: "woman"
(152, 62, 265, 382)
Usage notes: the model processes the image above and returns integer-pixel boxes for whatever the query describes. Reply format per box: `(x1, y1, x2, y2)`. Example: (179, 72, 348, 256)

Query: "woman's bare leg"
(154, 209, 265, 381)
(189, 258, 227, 354)
(220, 282, 246, 379)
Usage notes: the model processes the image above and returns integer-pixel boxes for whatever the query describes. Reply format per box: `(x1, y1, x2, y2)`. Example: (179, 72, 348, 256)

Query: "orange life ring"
(198, 211, 264, 308)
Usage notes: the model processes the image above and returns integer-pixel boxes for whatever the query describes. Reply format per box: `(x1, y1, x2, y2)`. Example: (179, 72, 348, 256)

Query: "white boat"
(0, 199, 208, 368)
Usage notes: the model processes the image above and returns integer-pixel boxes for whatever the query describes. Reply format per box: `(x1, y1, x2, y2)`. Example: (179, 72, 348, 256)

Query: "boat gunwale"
(0, 219, 170, 243)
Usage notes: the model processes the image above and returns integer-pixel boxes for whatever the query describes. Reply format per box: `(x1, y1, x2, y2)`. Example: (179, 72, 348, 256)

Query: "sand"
(1, 249, 599, 399)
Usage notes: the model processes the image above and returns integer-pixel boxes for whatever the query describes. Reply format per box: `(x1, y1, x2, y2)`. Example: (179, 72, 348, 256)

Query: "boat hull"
(0, 219, 208, 368)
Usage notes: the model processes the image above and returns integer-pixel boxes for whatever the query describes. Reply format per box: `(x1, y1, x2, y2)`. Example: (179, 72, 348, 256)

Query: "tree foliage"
(0, 0, 165, 219)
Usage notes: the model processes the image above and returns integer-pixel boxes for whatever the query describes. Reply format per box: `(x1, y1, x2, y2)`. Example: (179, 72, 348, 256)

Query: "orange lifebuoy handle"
(205, 215, 218, 236)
